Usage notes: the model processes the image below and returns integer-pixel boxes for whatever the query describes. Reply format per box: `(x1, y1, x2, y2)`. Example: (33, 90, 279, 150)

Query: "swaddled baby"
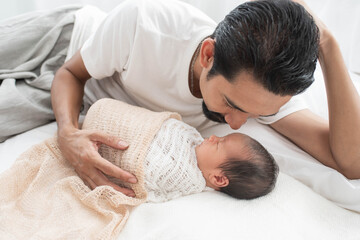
(84, 99, 279, 202)
(145, 118, 279, 202)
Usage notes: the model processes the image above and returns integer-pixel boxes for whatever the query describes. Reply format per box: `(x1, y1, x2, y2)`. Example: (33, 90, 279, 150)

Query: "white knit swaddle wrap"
(145, 118, 206, 202)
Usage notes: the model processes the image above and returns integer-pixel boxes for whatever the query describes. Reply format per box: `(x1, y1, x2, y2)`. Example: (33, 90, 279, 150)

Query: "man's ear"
(209, 172, 229, 189)
(199, 38, 215, 68)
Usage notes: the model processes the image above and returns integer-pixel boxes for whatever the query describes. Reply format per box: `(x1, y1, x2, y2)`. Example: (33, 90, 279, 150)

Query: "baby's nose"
(209, 135, 219, 142)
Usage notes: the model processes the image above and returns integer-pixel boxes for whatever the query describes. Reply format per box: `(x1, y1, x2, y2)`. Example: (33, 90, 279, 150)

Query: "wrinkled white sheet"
(1, 121, 360, 240)
(120, 173, 360, 240)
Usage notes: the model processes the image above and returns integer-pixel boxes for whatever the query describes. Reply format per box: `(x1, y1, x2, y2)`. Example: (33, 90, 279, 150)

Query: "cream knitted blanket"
(0, 98, 179, 239)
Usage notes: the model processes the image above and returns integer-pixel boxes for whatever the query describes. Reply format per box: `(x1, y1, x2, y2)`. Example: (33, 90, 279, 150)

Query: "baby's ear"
(211, 173, 229, 188)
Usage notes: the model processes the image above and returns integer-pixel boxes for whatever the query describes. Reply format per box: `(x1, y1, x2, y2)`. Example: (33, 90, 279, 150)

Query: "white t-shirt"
(80, 0, 306, 129)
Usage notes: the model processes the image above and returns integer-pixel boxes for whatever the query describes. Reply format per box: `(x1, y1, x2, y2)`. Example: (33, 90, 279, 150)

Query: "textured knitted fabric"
(145, 118, 206, 202)
(83, 100, 206, 202)
(0, 98, 180, 239)
(82, 98, 181, 199)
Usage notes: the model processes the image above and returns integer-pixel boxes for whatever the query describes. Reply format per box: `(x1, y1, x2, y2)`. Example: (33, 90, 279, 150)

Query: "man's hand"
(57, 125, 137, 197)
(51, 50, 137, 196)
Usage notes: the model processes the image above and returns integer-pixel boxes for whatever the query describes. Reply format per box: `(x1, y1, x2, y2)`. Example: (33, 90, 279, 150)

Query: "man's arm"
(271, 2, 360, 179)
(51, 50, 137, 196)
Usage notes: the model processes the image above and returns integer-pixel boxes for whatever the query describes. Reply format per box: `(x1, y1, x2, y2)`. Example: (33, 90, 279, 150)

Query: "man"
(7, 0, 360, 197)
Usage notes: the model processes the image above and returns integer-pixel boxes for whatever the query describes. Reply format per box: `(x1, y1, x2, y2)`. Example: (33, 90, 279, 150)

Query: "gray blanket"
(0, 6, 81, 142)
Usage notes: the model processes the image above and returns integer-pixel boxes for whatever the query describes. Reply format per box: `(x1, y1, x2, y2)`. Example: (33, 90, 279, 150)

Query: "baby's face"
(195, 133, 249, 185)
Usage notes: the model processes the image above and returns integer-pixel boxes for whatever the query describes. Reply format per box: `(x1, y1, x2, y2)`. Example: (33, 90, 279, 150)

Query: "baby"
(142, 117, 279, 202)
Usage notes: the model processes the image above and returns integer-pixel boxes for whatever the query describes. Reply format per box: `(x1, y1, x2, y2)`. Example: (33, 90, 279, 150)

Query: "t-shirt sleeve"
(256, 95, 308, 124)
(80, 1, 139, 79)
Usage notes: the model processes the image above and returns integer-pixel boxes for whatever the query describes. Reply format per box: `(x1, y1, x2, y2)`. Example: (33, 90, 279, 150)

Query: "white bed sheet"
(1, 122, 360, 240)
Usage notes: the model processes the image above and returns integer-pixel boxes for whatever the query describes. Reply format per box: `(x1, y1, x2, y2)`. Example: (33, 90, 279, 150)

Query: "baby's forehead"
(226, 133, 249, 143)
(223, 133, 251, 157)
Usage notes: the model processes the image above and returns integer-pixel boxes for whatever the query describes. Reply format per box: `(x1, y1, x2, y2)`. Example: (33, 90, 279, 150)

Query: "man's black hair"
(208, 0, 319, 96)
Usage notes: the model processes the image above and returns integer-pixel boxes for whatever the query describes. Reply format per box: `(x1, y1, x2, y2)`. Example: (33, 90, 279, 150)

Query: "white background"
(0, 0, 242, 23)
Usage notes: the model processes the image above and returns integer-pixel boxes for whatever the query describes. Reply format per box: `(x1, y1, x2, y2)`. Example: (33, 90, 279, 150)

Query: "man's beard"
(202, 101, 226, 123)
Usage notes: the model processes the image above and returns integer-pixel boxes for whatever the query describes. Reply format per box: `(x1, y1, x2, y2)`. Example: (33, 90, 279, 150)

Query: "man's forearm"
(51, 67, 85, 131)
(319, 30, 360, 178)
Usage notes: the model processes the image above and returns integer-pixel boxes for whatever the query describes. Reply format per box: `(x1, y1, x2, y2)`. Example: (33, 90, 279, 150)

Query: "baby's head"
(195, 133, 278, 200)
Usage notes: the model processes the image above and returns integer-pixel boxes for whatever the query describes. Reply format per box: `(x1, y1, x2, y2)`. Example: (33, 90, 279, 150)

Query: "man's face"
(200, 69, 292, 130)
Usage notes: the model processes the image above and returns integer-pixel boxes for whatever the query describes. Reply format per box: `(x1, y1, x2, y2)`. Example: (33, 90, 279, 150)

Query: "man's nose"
(225, 113, 248, 130)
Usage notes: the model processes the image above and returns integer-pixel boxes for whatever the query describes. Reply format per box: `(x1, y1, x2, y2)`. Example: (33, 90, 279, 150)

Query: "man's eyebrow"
(224, 96, 278, 117)
(225, 96, 248, 113)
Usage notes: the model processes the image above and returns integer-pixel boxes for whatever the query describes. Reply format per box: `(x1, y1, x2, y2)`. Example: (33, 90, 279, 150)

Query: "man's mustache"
(202, 101, 226, 123)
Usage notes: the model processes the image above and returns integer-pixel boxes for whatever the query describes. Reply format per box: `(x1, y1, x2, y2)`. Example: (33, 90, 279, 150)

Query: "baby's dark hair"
(219, 137, 279, 199)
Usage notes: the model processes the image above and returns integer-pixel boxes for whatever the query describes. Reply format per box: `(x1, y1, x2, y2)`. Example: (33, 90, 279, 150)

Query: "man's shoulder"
(122, 0, 215, 29)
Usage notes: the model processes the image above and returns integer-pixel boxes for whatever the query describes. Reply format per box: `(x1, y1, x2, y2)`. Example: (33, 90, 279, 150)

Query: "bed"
(1, 0, 360, 239)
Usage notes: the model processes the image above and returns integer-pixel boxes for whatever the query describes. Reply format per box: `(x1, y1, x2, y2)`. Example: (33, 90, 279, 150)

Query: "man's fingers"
(79, 172, 97, 190)
(91, 131, 129, 150)
(78, 168, 136, 197)
(95, 170, 136, 197)
(92, 154, 138, 184)
(57, 127, 136, 197)
(91, 169, 136, 197)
